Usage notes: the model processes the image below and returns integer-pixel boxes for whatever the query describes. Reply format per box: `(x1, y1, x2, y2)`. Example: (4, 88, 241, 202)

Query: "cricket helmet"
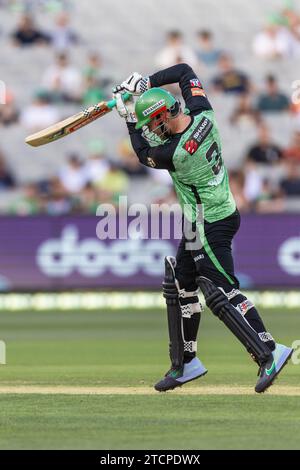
(135, 88, 180, 144)
(135, 88, 179, 129)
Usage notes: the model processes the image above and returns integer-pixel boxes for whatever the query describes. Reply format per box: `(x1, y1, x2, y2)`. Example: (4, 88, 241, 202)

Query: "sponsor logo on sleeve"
(191, 88, 206, 97)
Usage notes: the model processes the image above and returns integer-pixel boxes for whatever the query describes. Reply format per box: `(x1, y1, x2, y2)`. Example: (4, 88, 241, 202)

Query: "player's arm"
(149, 63, 212, 114)
(127, 123, 176, 171)
(113, 92, 175, 170)
(114, 64, 212, 114)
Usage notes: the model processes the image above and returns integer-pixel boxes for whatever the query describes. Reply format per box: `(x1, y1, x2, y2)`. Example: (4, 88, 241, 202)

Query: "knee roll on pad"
(162, 256, 179, 305)
(196, 276, 272, 365)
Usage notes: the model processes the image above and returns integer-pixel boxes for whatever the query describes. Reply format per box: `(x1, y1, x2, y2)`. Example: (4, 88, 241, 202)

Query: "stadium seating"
(0, 0, 297, 183)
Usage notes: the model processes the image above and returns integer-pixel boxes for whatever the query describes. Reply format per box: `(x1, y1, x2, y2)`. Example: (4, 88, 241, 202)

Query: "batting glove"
(113, 92, 137, 123)
(113, 72, 150, 96)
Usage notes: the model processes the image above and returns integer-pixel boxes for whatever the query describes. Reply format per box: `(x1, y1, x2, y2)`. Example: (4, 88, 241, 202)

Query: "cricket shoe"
(154, 357, 207, 392)
(255, 343, 293, 393)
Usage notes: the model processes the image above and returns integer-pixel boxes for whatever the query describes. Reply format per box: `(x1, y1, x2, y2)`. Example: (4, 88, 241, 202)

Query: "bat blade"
(25, 101, 111, 147)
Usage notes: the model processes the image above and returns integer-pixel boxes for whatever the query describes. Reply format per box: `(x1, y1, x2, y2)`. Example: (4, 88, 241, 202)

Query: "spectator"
(255, 178, 284, 213)
(256, 75, 290, 112)
(20, 90, 60, 132)
(243, 159, 263, 203)
(84, 139, 110, 184)
(280, 3, 300, 55)
(11, 14, 50, 47)
(42, 52, 82, 103)
(117, 137, 148, 178)
(98, 163, 129, 205)
(230, 93, 262, 127)
(195, 30, 223, 67)
(284, 130, 300, 162)
(154, 30, 198, 69)
(78, 183, 99, 214)
(82, 75, 105, 106)
(252, 16, 294, 59)
(256, 178, 278, 202)
(0, 89, 19, 126)
(50, 12, 78, 51)
(247, 124, 283, 164)
(58, 154, 87, 194)
(83, 52, 103, 80)
(44, 177, 73, 215)
(82, 53, 112, 100)
(0, 151, 15, 190)
(228, 170, 250, 212)
(9, 183, 40, 215)
(280, 159, 300, 195)
(211, 54, 250, 94)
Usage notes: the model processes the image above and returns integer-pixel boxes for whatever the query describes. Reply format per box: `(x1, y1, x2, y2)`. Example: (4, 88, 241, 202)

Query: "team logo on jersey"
(190, 78, 202, 88)
(184, 139, 199, 155)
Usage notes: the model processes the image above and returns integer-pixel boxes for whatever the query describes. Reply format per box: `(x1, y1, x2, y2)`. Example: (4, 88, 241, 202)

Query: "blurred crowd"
(1, 0, 300, 214)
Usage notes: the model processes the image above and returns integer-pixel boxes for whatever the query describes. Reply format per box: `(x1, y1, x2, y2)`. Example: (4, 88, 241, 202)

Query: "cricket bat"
(25, 92, 131, 147)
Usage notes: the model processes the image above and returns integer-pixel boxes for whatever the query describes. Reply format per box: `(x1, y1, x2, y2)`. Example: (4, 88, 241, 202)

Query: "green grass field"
(0, 306, 299, 449)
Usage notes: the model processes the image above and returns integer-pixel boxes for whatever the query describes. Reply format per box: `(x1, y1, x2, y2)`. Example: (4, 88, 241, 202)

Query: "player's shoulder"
(187, 107, 215, 120)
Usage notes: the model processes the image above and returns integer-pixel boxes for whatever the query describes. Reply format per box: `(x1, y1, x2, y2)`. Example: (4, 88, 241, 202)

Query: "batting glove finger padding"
(113, 73, 149, 96)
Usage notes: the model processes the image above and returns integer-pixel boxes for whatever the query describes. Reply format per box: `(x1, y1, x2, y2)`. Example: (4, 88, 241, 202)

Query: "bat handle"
(107, 92, 132, 110)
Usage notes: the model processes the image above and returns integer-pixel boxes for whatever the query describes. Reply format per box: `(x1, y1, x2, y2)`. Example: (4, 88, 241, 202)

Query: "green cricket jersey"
(127, 63, 236, 223)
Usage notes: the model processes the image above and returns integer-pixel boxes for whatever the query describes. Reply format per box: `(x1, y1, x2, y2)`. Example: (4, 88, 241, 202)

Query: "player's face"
(148, 111, 171, 139)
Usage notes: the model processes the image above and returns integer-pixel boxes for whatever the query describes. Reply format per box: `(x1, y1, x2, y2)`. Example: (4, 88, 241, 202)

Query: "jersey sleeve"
(149, 63, 212, 114)
(127, 123, 176, 171)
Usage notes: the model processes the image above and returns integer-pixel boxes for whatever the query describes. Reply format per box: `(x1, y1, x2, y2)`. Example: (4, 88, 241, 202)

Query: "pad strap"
(181, 302, 202, 318)
(184, 341, 197, 353)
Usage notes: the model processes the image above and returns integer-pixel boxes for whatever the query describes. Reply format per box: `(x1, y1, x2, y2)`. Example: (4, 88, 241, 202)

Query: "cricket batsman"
(113, 63, 293, 393)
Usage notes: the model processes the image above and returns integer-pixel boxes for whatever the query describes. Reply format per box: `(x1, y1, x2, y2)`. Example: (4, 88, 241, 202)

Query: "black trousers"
(175, 209, 241, 293)
(175, 208, 276, 352)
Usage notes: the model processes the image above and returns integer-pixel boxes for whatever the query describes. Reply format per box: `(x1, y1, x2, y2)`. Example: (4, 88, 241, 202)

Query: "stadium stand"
(0, 0, 299, 212)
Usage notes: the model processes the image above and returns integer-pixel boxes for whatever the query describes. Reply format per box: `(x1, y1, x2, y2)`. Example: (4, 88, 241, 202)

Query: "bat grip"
(107, 92, 132, 109)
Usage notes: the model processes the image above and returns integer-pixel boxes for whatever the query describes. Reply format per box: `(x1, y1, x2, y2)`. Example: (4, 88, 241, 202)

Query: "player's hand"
(113, 91, 137, 123)
(113, 73, 149, 96)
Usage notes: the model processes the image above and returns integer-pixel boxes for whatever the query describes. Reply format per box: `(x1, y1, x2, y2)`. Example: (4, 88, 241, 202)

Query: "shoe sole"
(255, 348, 294, 394)
(155, 370, 208, 393)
